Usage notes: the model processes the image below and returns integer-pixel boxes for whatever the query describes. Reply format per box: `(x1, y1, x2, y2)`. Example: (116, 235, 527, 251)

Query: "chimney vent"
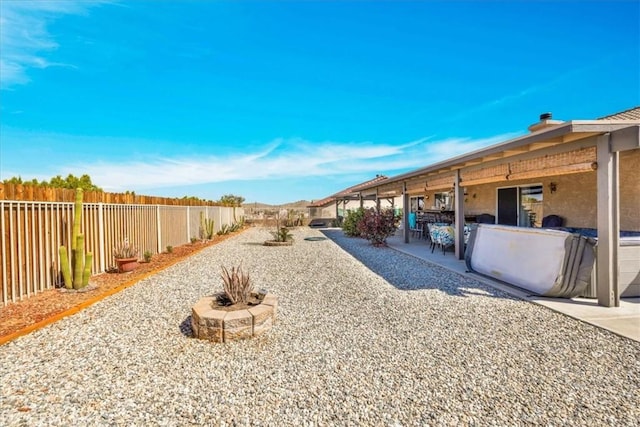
(528, 112, 563, 133)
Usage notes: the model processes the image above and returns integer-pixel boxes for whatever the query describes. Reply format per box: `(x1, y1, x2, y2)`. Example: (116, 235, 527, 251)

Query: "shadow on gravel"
(321, 229, 519, 301)
(180, 316, 193, 337)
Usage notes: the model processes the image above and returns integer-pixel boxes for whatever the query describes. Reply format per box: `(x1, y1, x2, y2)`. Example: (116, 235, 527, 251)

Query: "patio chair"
(411, 222, 424, 239)
(542, 214, 564, 228)
(428, 223, 440, 253)
(475, 213, 495, 224)
(438, 226, 455, 254)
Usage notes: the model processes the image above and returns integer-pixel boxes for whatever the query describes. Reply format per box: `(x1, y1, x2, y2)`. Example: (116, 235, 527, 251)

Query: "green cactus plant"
(59, 188, 93, 289)
(199, 212, 215, 240)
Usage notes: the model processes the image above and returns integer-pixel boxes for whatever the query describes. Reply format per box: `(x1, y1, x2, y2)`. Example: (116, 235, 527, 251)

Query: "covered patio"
(355, 110, 640, 307)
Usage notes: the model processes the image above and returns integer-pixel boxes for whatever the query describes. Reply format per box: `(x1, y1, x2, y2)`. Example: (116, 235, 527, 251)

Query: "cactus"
(59, 188, 93, 289)
(199, 211, 215, 240)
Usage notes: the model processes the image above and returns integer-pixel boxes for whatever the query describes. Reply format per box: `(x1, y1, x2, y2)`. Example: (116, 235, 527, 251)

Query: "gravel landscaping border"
(1, 227, 638, 426)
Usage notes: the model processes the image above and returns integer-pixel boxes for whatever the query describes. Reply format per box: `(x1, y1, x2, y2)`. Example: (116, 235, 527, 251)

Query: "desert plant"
(271, 226, 293, 242)
(357, 208, 399, 246)
(199, 212, 215, 240)
(113, 238, 138, 259)
(143, 250, 152, 262)
(220, 264, 253, 305)
(217, 224, 230, 235)
(59, 188, 93, 289)
(342, 207, 366, 237)
(190, 237, 199, 244)
(166, 245, 173, 253)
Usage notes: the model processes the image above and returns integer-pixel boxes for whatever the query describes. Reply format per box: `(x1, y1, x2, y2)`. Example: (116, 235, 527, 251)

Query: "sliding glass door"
(497, 185, 543, 227)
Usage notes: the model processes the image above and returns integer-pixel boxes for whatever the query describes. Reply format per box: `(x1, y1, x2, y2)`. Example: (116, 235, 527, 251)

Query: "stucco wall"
(619, 149, 640, 231)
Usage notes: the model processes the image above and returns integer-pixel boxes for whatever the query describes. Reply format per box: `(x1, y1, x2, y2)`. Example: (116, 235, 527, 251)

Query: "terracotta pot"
(115, 257, 139, 273)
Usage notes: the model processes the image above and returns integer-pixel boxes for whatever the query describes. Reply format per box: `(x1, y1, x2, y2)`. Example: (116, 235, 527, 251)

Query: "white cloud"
(0, 1, 109, 88)
(1, 126, 520, 193)
(68, 134, 517, 192)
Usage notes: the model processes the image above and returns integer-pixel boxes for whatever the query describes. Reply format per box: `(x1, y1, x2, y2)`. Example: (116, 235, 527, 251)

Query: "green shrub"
(357, 208, 399, 246)
(342, 208, 365, 237)
(271, 227, 293, 242)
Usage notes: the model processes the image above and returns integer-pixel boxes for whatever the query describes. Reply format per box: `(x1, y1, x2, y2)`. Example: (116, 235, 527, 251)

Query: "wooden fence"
(0, 200, 243, 305)
(0, 183, 223, 205)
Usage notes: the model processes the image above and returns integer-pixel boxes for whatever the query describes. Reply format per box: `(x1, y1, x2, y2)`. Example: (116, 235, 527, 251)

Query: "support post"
(596, 133, 620, 307)
(454, 170, 465, 260)
(403, 182, 410, 243)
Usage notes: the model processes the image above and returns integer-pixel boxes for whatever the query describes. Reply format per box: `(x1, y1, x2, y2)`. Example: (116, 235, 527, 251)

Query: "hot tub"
(465, 225, 640, 298)
(553, 228, 640, 298)
(465, 224, 596, 298)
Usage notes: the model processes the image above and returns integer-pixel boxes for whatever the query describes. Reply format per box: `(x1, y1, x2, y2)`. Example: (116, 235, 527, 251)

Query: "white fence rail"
(0, 201, 243, 305)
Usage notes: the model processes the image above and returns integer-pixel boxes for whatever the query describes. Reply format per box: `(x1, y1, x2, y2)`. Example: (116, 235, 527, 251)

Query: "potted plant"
(113, 238, 139, 272)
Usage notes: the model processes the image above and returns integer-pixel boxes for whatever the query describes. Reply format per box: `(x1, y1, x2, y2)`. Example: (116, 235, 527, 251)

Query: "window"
(410, 196, 424, 212)
(434, 192, 452, 210)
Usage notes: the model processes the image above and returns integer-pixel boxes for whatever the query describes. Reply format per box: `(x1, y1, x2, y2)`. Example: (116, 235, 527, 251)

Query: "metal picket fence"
(0, 201, 243, 305)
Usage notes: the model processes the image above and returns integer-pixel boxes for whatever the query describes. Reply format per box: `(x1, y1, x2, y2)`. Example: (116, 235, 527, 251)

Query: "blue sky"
(1, 1, 638, 204)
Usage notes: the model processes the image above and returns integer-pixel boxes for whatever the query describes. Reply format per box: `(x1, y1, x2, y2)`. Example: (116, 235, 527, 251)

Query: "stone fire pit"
(191, 294, 278, 343)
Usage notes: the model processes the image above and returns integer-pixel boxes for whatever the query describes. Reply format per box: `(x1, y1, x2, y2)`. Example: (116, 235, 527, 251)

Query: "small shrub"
(143, 250, 152, 262)
(166, 245, 173, 253)
(190, 237, 199, 244)
(357, 208, 399, 246)
(342, 208, 365, 237)
(271, 226, 293, 242)
(219, 264, 254, 305)
(217, 224, 230, 235)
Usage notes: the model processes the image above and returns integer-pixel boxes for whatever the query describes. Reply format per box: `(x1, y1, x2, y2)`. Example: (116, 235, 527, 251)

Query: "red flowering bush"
(356, 208, 399, 246)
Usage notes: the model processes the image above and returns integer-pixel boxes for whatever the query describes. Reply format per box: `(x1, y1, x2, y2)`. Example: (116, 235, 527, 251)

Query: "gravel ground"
(1, 227, 639, 426)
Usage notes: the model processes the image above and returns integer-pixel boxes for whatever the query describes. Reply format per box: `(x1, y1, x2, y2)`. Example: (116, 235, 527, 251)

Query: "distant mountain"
(243, 200, 310, 210)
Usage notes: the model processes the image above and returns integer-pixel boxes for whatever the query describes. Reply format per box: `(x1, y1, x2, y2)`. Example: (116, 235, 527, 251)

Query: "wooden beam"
(462, 159, 484, 167)
(610, 125, 640, 152)
(528, 141, 562, 151)
(461, 175, 508, 187)
(503, 148, 529, 156)
(482, 153, 503, 161)
(506, 162, 596, 181)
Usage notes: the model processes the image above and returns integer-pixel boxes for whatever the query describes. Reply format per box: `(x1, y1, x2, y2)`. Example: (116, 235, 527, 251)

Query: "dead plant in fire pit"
(218, 264, 254, 306)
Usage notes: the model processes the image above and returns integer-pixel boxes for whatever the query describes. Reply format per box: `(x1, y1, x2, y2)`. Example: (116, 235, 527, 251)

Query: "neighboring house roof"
(308, 175, 388, 208)
(598, 106, 640, 120)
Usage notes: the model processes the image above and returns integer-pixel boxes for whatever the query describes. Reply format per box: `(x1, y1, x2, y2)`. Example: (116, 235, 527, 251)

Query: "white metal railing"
(0, 201, 243, 305)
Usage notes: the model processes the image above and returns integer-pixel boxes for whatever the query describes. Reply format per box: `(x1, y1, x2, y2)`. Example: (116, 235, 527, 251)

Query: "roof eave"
(357, 121, 638, 192)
